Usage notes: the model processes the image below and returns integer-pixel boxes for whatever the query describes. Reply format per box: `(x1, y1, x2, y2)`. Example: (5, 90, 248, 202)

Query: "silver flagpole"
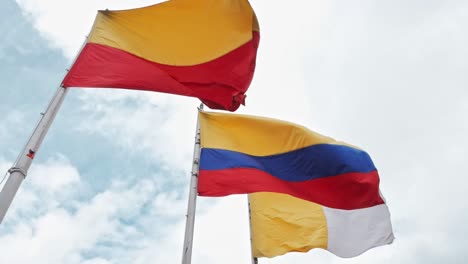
(0, 35, 88, 224)
(181, 104, 203, 264)
(248, 195, 259, 264)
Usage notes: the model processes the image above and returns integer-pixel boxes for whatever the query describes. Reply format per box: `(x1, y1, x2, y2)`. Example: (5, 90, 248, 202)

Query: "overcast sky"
(1, 0, 468, 263)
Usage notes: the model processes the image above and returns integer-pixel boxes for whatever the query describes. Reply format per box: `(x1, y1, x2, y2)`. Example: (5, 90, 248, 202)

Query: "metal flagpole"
(181, 104, 203, 264)
(0, 86, 68, 223)
(248, 195, 259, 264)
(0, 35, 88, 224)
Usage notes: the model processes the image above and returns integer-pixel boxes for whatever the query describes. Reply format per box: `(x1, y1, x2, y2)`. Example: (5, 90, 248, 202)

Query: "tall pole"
(0, 86, 68, 223)
(0, 36, 88, 224)
(248, 195, 259, 264)
(181, 104, 203, 264)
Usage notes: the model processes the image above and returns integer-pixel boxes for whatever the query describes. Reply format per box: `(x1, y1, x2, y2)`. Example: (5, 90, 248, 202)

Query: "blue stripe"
(199, 144, 376, 182)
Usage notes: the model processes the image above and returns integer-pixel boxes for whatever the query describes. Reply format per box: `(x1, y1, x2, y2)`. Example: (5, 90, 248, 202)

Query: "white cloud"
(14, 0, 161, 58)
(1, 156, 257, 264)
(109, 195, 252, 264)
(0, 155, 82, 222)
(0, 110, 27, 155)
(0, 160, 179, 264)
(74, 89, 198, 171)
(28, 154, 80, 193)
(81, 259, 112, 264)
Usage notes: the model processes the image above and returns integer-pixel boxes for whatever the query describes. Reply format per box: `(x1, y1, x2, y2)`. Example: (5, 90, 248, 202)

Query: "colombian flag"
(62, 0, 260, 111)
(197, 112, 394, 258)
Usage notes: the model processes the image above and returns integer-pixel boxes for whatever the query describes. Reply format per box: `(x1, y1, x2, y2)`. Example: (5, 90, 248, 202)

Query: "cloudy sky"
(1, 0, 468, 263)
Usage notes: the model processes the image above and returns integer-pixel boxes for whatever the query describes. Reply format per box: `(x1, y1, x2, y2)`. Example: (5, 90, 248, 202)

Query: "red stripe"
(198, 168, 384, 210)
(62, 32, 260, 111)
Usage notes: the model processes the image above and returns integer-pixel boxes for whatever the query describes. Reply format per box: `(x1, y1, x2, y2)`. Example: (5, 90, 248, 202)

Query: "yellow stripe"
(88, 0, 256, 66)
(252, 12, 260, 32)
(250, 192, 328, 258)
(199, 112, 356, 156)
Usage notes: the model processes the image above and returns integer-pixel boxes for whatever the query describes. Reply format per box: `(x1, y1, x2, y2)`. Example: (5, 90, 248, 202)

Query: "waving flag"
(197, 111, 393, 257)
(62, 0, 260, 111)
(250, 192, 393, 258)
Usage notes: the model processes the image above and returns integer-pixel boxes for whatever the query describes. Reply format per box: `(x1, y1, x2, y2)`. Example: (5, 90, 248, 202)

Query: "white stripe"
(323, 204, 394, 258)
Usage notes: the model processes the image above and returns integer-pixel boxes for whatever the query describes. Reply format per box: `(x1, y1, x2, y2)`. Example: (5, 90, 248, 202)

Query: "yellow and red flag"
(62, 0, 260, 111)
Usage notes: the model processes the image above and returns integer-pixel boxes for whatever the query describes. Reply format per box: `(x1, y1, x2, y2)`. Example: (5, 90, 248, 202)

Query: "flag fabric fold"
(197, 111, 394, 258)
(250, 192, 393, 258)
(62, 0, 260, 111)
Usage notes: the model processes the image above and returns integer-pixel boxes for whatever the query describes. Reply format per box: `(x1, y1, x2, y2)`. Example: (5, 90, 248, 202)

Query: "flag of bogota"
(62, 0, 260, 111)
